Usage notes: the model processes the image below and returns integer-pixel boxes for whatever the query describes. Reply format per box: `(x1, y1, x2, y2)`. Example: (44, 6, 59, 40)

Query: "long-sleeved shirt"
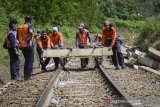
(7, 30, 18, 49)
(76, 30, 93, 48)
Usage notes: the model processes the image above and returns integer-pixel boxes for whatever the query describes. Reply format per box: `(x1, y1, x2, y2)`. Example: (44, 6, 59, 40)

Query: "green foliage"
(108, 18, 144, 30)
(135, 16, 160, 51)
(0, 0, 160, 63)
(59, 26, 76, 46)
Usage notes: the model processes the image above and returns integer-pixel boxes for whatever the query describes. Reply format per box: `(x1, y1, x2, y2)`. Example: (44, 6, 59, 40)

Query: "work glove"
(108, 46, 112, 51)
(60, 46, 64, 49)
(100, 45, 104, 48)
(55, 45, 59, 48)
(41, 48, 44, 52)
(67, 47, 72, 51)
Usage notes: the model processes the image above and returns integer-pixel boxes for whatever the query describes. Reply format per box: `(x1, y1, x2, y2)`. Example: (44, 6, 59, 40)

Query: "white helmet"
(52, 27, 58, 32)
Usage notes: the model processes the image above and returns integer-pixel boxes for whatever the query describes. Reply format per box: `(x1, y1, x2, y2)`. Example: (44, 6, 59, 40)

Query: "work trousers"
(21, 45, 34, 78)
(79, 45, 89, 68)
(36, 46, 50, 69)
(112, 42, 125, 67)
(105, 39, 124, 68)
(8, 49, 20, 80)
(53, 57, 65, 68)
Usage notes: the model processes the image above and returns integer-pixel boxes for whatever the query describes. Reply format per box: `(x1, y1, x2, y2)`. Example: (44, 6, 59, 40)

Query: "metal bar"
(42, 47, 112, 58)
(139, 66, 160, 76)
(35, 69, 62, 107)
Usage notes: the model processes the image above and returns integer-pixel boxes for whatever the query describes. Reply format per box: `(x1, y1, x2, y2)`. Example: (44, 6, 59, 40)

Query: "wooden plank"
(42, 47, 112, 58)
(139, 66, 160, 76)
(148, 47, 160, 61)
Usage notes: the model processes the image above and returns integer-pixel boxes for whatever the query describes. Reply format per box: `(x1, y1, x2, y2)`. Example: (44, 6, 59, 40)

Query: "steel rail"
(99, 65, 137, 107)
(35, 69, 62, 107)
(36, 60, 137, 107)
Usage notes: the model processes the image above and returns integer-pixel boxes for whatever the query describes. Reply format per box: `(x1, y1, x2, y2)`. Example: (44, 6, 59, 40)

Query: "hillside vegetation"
(0, 0, 160, 63)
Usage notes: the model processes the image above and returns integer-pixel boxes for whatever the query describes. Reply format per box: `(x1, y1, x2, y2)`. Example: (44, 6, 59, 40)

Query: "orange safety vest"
(38, 36, 50, 49)
(77, 30, 88, 47)
(48, 32, 64, 47)
(101, 27, 116, 46)
(17, 24, 30, 48)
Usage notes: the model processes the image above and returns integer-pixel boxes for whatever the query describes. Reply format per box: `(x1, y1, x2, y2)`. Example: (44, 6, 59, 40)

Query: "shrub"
(135, 16, 160, 51)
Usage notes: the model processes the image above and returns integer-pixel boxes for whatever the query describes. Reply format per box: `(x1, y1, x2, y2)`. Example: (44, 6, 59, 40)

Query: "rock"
(148, 47, 160, 61)
(127, 51, 133, 59)
(3, 82, 14, 88)
(121, 46, 128, 58)
(133, 65, 139, 70)
(133, 50, 142, 59)
(124, 58, 137, 67)
(138, 54, 160, 70)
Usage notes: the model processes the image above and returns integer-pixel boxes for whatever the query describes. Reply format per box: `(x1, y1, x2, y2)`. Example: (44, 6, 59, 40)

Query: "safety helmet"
(78, 23, 85, 29)
(52, 27, 58, 32)
(104, 21, 110, 26)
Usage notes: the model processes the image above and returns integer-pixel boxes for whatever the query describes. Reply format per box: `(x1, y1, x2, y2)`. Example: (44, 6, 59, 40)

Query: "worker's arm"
(49, 35, 54, 48)
(8, 33, 16, 49)
(75, 33, 79, 48)
(59, 34, 64, 48)
(28, 24, 34, 45)
(110, 27, 116, 47)
(47, 37, 51, 48)
(8, 33, 18, 54)
(87, 32, 93, 47)
(101, 29, 105, 45)
(37, 38, 43, 49)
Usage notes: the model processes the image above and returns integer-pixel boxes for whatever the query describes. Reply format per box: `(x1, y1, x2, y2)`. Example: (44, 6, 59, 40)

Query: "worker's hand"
(14, 49, 20, 56)
(90, 45, 94, 48)
(67, 47, 72, 51)
(60, 46, 64, 49)
(54, 45, 59, 49)
(100, 45, 104, 48)
(41, 48, 44, 52)
(108, 46, 112, 51)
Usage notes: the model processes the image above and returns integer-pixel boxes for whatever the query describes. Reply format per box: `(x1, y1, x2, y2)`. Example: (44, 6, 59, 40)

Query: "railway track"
(36, 58, 136, 107)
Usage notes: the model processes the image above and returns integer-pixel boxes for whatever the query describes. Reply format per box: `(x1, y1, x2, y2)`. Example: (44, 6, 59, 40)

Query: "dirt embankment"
(0, 53, 39, 87)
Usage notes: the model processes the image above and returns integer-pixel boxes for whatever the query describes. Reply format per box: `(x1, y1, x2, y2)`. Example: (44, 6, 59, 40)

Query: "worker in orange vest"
(17, 15, 34, 80)
(48, 27, 65, 70)
(37, 30, 50, 71)
(102, 21, 125, 70)
(76, 23, 93, 69)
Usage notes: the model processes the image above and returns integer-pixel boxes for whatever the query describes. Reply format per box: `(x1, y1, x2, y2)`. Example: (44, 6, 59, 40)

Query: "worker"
(102, 21, 125, 70)
(48, 27, 65, 70)
(37, 30, 50, 71)
(76, 23, 93, 69)
(17, 15, 34, 80)
(7, 19, 20, 80)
